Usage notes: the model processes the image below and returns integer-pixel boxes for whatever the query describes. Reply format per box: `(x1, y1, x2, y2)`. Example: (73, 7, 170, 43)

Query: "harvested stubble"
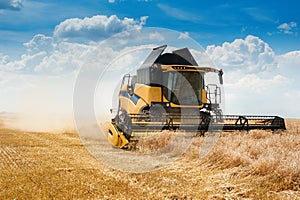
(0, 118, 299, 199)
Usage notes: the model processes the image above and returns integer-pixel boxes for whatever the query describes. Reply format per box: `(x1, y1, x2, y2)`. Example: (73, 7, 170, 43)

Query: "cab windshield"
(163, 71, 203, 105)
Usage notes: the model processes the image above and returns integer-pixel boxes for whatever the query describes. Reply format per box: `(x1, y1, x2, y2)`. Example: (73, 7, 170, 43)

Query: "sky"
(0, 0, 300, 120)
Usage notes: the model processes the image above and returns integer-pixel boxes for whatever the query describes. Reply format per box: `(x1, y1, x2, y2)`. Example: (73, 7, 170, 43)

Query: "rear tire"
(149, 104, 166, 123)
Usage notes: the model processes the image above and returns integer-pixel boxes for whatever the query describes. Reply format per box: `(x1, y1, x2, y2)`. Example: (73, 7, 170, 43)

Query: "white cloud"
(178, 31, 189, 39)
(4, 51, 47, 72)
(206, 35, 276, 72)
(276, 50, 300, 82)
(0, 14, 150, 74)
(277, 22, 297, 35)
(204, 35, 300, 117)
(33, 42, 105, 74)
(0, 0, 23, 10)
(223, 66, 294, 116)
(226, 74, 289, 93)
(0, 53, 9, 64)
(108, 0, 115, 3)
(53, 15, 148, 42)
(0, 42, 73, 74)
(23, 34, 54, 54)
(277, 50, 300, 69)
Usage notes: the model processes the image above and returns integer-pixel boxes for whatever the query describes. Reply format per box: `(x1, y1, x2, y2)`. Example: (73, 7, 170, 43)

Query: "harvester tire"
(149, 104, 166, 123)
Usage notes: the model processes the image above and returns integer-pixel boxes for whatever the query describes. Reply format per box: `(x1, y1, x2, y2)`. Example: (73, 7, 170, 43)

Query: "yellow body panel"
(134, 84, 161, 104)
(202, 89, 207, 104)
(119, 83, 163, 115)
(107, 123, 129, 148)
(119, 95, 147, 115)
(169, 103, 204, 109)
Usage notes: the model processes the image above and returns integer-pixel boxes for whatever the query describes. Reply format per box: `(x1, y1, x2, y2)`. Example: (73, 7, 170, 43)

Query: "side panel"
(134, 84, 162, 104)
(202, 89, 207, 104)
(119, 91, 148, 115)
(119, 83, 163, 115)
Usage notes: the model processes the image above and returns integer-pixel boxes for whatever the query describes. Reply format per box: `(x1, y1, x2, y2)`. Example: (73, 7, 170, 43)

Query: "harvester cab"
(107, 45, 286, 148)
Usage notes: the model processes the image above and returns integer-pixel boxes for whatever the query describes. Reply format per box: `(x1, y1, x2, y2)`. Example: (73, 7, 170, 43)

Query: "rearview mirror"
(218, 69, 223, 85)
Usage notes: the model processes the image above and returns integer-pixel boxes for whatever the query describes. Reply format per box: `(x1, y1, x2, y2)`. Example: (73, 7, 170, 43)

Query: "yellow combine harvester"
(107, 45, 286, 148)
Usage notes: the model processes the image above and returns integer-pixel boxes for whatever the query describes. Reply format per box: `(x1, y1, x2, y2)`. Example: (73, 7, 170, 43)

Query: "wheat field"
(0, 116, 299, 199)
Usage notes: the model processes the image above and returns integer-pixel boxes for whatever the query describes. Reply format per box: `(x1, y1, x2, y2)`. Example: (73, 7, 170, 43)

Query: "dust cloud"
(1, 74, 114, 135)
(2, 75, 77, 133)
(3, 113, 75, 133)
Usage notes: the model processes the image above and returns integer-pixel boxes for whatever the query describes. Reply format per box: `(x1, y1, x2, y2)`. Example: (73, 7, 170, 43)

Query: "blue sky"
(1, 0, 299, 57)
(1, 0, 300, 120)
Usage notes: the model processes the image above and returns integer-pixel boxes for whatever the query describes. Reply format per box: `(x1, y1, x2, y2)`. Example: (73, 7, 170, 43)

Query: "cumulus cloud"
(203, 35, 300, 117)
(0, 14, 150, 74)
(33, 42, 102, 74)
(276, 50, 300, 81)
(53, 15, 148, 42)
(3, 52, 47, 72)
(24, 34, 54, 54)
(277, 22, 297, 35)
(206, 35, 276, 72)
(0, 0, 23, 10)
(277, 50, 300, 69)
(1, 42, 99, 74)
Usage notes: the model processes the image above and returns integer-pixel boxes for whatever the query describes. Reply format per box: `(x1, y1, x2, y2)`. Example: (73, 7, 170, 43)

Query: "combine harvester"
(107, 45, 286, 148)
